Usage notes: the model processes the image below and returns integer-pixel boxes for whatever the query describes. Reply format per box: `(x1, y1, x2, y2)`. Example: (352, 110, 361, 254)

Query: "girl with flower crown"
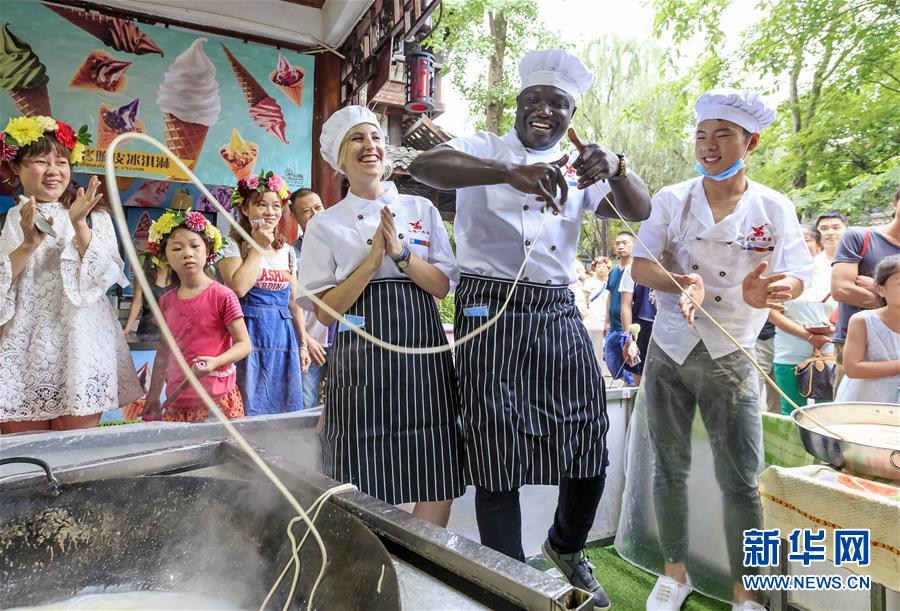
(297, 106, 463, 527)
(141, 210, 251, 422)
(0, 115, 140, 433)
(218, 170, 309, 416)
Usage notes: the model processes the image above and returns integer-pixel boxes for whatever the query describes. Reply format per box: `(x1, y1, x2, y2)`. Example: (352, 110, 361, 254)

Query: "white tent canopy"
(73, 0, 375, 51)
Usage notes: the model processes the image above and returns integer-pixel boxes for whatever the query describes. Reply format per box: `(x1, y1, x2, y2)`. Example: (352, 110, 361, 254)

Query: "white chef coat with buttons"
(445, 129, 612, 286)
(295, 182, 458, 311)
(634, 176, 813, 365)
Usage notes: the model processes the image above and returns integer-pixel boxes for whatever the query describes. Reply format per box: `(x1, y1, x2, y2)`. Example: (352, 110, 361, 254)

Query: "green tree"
(428, 0, 565, 133)
(572, 36, 696, 260)
(652, 0, 900, 222)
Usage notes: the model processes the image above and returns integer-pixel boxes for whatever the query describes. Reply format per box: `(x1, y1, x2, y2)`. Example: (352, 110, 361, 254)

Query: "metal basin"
(0, 473, 399, 609)
(792, 402, 900, 481)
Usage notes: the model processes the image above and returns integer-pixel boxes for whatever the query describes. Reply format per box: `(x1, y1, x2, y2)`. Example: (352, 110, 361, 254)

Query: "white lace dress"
(0, 201, 141, 422)
(835, 310, 900, 404)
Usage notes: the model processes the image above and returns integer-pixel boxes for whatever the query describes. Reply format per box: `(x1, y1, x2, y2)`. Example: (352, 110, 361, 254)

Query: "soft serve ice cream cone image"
(219, 128, 259, 180)
(270, 53, 304, 107)
(156, 38, 221, 171)
(0, 24, 52, 116)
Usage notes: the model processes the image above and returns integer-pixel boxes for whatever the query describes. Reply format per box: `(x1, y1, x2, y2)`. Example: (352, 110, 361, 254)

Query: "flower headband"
(147, 209, 225, 266)
(1, 115, 92, 164)
(230, 169, 290, 207)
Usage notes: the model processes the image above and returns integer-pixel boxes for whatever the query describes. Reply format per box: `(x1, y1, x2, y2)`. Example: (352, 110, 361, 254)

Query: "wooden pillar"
(312, 52, 342, 207)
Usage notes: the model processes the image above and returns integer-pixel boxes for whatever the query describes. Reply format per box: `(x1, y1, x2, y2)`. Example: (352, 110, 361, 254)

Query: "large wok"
(792, 402, 900, 481)
(0, 462, 399, 610)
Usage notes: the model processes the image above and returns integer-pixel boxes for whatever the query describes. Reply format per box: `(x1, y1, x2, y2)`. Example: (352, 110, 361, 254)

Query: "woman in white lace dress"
(0, 117, 140, 433)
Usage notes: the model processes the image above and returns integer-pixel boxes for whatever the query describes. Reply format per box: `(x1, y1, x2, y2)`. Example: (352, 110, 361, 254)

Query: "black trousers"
(474, 449, 608, 562)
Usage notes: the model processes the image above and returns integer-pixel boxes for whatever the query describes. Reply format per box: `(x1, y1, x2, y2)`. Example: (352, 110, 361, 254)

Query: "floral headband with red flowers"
(230, 169, 290, 207)
(146, 209, 225, 267)
(1, 115, 92, 164)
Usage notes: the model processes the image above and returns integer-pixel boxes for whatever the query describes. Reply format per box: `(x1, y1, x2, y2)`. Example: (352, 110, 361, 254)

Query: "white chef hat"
(695, 88, 777, 133)
(320, 105, 383, 173)
(518, 49, 593, 100)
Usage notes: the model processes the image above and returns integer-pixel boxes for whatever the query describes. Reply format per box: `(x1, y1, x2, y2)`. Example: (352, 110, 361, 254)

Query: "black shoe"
(541, 538, 611, 610)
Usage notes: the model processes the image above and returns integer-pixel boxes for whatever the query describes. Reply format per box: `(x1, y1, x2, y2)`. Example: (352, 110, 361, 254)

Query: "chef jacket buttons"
(357, 214, 364, 220)
(552, 210, 559, 216)
(524, 276, 529, 282)
(399, 234, 404, 239)
(546, 280, 552, 285)
(367, 239, 372, 245)
(550, 245, 557, 251)
(714, 296, 722, 302)
(696, 237, 702, 240)
(692, 264, 699, 270)
(524, 205, 530, 211)
(719, 271, 726, 277)
(525, 240, 532, 246)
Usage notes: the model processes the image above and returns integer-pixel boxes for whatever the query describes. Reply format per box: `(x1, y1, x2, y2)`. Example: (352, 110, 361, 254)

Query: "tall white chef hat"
(518, 49, 594, 100)
(320, 105, 384, 173)
(695, 88, 777, 133)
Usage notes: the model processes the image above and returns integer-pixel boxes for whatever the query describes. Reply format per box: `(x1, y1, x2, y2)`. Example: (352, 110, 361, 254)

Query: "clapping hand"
(68, 175, 103, 225)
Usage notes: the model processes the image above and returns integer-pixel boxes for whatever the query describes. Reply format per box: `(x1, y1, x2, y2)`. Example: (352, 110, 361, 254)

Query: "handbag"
(795, 348, 836, 399)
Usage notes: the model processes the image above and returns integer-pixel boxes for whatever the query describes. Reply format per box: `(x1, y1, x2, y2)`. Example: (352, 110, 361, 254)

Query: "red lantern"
(405, 51, 435, 113)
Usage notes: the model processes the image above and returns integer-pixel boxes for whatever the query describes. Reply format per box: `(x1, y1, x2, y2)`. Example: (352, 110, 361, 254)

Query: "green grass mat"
(585, 546, 730, 611)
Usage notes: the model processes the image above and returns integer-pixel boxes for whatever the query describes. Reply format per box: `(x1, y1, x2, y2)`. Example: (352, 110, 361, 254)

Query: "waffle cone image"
(221, 43, 288, 143)
(221, 43, 267, 105)
(45, 4, 164, 56)
(8, 84, 51, 117)
(69, 51, 131, 92)
(220, 143, 259, 180)
(162, 112, 208, 171)
(270, 68, 304, 107)
(98, 104, 145, 148)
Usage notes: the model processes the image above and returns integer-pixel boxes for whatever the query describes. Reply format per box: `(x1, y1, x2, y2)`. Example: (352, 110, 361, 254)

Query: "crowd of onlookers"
(572, 188, 900, 407)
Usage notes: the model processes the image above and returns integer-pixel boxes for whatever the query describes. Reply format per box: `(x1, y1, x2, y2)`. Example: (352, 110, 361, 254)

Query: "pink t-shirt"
(158, 281, 244, 407)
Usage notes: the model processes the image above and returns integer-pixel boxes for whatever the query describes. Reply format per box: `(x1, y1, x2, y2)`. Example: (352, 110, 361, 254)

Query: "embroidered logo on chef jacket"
(743, 223, 776, 252)
(408, 219, 431, 247)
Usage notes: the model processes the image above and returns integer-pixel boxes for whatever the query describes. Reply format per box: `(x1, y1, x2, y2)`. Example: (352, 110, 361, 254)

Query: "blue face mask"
(695, 138, 753, 181)
(695, 158, 744, 181)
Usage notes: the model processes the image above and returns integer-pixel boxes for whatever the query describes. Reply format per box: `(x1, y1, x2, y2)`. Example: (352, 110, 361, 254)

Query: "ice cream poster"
(0, 0, 314, 189)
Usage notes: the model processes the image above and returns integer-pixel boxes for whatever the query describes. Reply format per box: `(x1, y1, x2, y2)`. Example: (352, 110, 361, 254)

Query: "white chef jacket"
(634, 177, 813, 364)
(445, 129, 612, 286)
(295, 182, 458, 311)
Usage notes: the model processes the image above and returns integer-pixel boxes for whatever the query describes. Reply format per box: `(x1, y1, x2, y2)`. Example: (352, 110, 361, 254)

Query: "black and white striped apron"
(455, 274, 608, 491)
(322, 278, 465, 505)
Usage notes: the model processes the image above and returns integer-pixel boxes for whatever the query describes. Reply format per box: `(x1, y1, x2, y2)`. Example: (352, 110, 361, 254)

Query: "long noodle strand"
(105, 134, 346, 610)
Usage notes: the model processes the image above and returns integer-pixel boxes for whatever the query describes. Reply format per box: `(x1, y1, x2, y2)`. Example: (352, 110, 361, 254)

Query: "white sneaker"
(646, 576, 692, 611)
(731, 601, 766, 611)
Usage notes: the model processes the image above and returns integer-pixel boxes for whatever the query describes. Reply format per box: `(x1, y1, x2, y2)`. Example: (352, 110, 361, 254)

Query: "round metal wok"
(792, 402, 900, 481)
(0, 467, 399, 610)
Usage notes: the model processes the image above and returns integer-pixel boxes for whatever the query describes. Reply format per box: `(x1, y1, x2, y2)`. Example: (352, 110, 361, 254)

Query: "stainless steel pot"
(792, 402, 900, 481)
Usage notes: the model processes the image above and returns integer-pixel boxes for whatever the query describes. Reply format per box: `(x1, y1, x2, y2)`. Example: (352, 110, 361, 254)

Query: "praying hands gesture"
(379, 206, 403, 258)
